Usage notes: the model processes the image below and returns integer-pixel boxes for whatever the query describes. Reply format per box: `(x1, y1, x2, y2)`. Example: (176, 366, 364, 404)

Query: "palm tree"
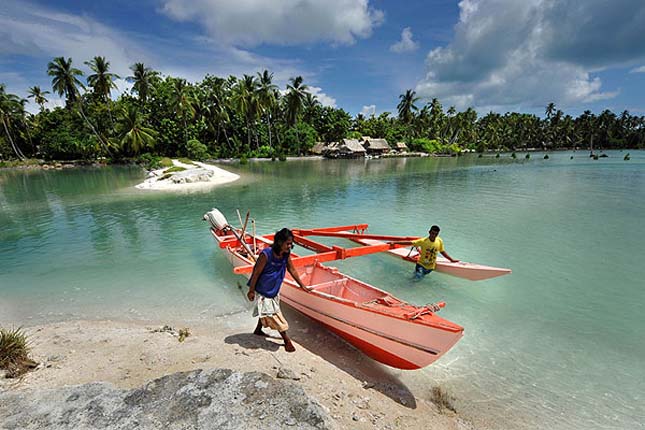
(285, 76, 308, 126)
(397, 89, 419, 124)
(47, 57, 85, 108)
(170, 78, 197, 146)
(116, 105, 157, 155)
(0, 84, 27, 160)
(256, 70, 278, 149)
(85, 56, 120, 102)
(284, 76, 309, 153)
(27, 86, 50, 112)
(127, 63, 158, 104)
(232, 75, 259, 149)
(545, 102, 556, 120)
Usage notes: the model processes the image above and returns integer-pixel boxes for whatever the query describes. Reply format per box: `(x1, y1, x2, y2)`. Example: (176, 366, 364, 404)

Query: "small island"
(135, 159, 239, 191)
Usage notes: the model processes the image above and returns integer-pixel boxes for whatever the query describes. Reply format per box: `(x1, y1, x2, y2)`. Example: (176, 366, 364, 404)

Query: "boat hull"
(352, 237, 512, 281)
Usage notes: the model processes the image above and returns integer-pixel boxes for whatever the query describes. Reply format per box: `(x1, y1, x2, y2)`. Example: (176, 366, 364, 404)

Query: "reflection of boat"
(204, 209, 464, 370)
(349, 237, 512, 281)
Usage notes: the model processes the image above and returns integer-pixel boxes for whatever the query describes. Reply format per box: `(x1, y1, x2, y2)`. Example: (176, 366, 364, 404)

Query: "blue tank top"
(249, 247, 288, 298)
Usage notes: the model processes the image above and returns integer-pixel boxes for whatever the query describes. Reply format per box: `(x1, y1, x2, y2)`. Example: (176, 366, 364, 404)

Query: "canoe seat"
(310, 278, 348, 296)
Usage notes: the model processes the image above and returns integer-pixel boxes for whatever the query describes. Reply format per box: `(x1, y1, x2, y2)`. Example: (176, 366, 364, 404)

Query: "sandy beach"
(1, 307, 477, 430)
(135, 160, 240, 191)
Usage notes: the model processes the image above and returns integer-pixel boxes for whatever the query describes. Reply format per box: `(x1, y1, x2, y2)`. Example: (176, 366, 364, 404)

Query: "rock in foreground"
(0, 369, 333, 430)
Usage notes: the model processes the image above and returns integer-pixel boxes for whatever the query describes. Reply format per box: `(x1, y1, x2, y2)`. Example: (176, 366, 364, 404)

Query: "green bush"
(137, 153, 161, 169)
(186, 139, 208, 160)
(411, 138, 442, 153)
(239, 155, 248, 165)
(249, 145, 274, 159)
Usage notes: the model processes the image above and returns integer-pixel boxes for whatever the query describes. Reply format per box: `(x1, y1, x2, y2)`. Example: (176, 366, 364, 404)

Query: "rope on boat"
(364, 296, 406, 307)
(406, 302, 444, 320)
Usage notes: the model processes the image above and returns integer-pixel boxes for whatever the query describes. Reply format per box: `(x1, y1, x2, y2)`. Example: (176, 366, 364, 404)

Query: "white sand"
(2, 314, 476, 430)
(135, 160, 239, 191)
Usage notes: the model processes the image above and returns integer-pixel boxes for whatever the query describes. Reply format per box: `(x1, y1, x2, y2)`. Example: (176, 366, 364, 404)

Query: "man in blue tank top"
(247, 228, 307, 352)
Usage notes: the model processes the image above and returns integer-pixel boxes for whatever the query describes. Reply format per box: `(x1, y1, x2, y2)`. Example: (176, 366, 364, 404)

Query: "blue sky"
(1, 0, 645, 116)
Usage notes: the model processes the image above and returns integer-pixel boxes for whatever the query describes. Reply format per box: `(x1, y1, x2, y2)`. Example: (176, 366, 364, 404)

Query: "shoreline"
(1, 315, 476, 430)
(4, 148, 637, 171)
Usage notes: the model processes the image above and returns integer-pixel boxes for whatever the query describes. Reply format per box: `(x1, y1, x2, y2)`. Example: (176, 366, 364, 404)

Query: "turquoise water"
(1, 152, 644, 429)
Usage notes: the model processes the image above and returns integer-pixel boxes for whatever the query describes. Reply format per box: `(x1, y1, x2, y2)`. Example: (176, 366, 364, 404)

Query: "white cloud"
(0, 0, 322, 104)
(160, 0, 384, 47)
(360, 105, 376, 116)
(390, 27, 419, 53)
(630, 66, 645, 73)
(416, 0, 645, 111)
(0, 0, 150, 77)
(308, 86, 336, 108)
(112, 78, 134, 99)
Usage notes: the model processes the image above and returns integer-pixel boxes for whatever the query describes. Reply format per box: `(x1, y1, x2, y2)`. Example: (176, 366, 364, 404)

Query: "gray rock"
(170, 169, 214, 184)
(0, 369, 334, 430)
(276, 367, 300, 381)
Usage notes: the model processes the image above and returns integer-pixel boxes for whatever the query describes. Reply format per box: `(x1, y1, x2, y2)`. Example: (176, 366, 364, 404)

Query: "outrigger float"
(204, 209, 511, 370)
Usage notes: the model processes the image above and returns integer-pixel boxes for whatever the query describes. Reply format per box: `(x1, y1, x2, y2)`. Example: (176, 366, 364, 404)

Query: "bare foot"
(253, 329, 269, 337)
(284, 341, 296, 352)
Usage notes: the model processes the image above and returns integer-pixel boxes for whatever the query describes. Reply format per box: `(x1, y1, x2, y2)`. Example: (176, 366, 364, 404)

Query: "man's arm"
(441, 251, 459, 263)
(388, 240, 414, 247)
(247, 253, 267, 301)
(287, 256, 307, 290)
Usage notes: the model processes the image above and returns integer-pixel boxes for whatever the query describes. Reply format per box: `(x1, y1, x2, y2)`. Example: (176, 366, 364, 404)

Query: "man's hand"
(247, 290, 255, 301)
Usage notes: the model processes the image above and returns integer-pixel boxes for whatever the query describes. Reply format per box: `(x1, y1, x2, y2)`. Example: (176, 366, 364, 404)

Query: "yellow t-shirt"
(412, 236, 444, 270)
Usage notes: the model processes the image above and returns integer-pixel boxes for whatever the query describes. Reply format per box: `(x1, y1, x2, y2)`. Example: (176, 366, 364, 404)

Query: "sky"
(1, 0, 645, 117)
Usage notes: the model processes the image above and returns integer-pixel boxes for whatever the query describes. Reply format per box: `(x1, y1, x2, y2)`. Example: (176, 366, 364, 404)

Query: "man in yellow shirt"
(390, 225, 459, 279)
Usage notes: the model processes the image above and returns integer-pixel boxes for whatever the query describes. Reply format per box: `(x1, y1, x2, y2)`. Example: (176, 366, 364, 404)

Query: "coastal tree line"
(1, 56, 644, 164)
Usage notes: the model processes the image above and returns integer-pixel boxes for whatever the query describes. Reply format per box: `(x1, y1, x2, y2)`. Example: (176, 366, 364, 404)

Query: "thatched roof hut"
(321, 139, 365, 158)
(341, 139, 367, 155)
(362, 138, 391, 154)
(394, 142, 409, 152)
(310, 142, 327, 155)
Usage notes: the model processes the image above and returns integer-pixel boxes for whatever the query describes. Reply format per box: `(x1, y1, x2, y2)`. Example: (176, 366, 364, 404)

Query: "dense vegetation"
(2, 57, 644, 164)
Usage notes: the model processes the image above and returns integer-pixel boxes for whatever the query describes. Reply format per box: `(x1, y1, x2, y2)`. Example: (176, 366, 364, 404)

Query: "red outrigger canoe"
(204, 209, 469, 370)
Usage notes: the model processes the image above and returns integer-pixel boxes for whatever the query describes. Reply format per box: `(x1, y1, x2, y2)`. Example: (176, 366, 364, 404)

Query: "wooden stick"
(242, 210, 250, 235)
(252, 219, 257, 254)
(229, 226, 256, 262)
(236, 209, 244, 229)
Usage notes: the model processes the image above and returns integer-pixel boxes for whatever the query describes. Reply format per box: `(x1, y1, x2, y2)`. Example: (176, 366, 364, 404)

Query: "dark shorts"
(414, 264, 433, 278)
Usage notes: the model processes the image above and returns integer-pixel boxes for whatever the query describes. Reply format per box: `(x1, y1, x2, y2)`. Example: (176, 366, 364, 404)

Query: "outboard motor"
(203, 208, 229, 231)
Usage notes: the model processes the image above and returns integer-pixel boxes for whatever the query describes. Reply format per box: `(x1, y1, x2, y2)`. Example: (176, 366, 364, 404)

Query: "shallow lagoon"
(1, 151, 644, 429)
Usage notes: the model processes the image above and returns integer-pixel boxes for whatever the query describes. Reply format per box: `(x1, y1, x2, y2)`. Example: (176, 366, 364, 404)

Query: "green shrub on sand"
(0, 327, 38, 378)
(163, 166, 186, 174)
(177, 157, 198, 166)
(159, 157, 174, 168)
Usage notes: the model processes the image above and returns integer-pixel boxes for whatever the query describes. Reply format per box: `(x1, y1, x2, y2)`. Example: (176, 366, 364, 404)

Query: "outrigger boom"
(225, 225, 419, 275)
(225, 224, 511, 282)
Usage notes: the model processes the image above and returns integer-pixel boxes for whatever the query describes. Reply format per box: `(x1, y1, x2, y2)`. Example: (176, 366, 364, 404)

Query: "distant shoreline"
(1, 148, 638, 172)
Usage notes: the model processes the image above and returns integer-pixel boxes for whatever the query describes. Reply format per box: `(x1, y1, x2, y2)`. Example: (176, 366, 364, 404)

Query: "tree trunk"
(77, 103, 111, 156)
(267, 114, 272, 149)
(2, 118, 26, 160)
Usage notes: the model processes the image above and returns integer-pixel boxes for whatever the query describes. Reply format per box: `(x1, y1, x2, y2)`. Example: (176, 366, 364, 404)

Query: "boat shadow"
(282, 306, 418, 409)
